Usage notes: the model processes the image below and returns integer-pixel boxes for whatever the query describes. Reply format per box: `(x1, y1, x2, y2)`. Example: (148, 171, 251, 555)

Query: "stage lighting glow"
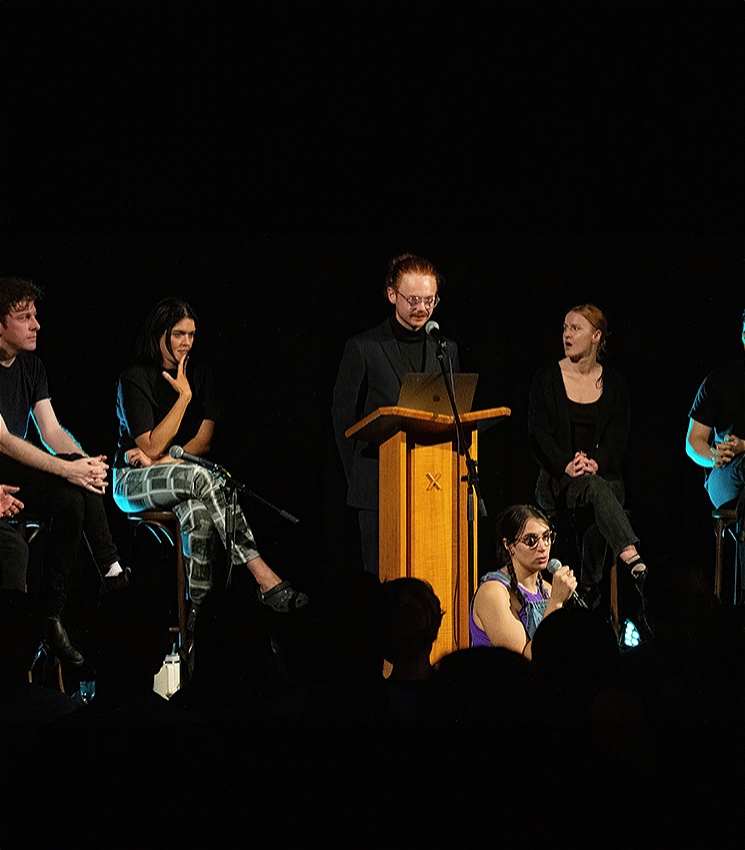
(623, 619, 641, 648)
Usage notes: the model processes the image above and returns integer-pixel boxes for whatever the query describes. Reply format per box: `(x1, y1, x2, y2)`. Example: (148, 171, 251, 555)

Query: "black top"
(689, 358, 745, 444)
(567, 397, 601, 455)
(0, 352, 50, 438)
(389, 315, 427, 374)
(114, 361, 222, 468)
(528, 360, 630, 508)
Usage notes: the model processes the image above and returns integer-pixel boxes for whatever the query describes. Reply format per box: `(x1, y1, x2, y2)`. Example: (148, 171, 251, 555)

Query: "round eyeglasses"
(516, 530, 556, 549)
(395, 292, 440, 309)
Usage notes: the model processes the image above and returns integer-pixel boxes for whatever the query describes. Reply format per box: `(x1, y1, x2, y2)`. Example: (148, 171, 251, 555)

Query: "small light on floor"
(623, 618, 641, 648)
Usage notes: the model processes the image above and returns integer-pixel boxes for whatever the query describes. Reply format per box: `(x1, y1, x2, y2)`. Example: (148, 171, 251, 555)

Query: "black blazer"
(331, 318, 460, 510)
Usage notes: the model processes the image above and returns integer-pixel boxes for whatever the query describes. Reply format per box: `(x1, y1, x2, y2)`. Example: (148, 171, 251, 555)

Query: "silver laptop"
(397, 372, 478, 416)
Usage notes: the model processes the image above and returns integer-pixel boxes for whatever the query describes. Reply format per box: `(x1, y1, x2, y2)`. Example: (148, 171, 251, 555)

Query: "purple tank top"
(469, 570, 548, 647)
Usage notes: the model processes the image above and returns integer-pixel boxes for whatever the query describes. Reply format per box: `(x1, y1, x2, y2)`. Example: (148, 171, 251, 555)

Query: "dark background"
(1, 5, 742, 593)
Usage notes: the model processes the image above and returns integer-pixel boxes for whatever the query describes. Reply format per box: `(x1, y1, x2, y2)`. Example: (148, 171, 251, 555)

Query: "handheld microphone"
(547, 558, 588, 608)
(169, 445, 227, 475)
(425, 320, 447, 348)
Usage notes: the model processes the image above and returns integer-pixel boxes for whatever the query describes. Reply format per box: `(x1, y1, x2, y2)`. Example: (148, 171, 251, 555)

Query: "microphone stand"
(204, 465, 300, 588)
(432, 335, 486, 633)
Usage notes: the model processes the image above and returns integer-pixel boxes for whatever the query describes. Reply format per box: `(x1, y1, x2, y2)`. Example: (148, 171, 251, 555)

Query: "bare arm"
(472, 567, 577, 660)
(472, 581, 530, 655)
(31, 398, 86, 456)
(134, 355, 193, 460)
(0, 414, 108, 493)
(685, 409, 745, 467)
(127, 419, 215, 468)
(686, 419, 717, 468)
(182, 419, 214, 457)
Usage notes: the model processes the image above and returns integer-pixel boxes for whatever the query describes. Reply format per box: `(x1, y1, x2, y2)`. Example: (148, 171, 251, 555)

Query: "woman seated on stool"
(112, 296, 307, 625)
(528, 303, 648, 608)
(470, 505, 577, 659)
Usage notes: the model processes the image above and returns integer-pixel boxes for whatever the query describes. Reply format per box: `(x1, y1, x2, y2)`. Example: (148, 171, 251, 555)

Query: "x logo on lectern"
(425, 472, 442, 491)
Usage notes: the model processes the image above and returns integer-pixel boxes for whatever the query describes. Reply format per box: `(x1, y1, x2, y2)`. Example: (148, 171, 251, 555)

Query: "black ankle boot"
(44, 616, 84, 666)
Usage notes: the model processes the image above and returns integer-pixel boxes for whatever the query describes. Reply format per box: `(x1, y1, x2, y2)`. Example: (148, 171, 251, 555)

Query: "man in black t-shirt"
(0, 277, 124, 665)
(686, 309, 745, 597)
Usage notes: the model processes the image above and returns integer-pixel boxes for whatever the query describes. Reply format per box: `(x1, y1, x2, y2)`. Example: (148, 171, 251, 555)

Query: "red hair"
(385, 253, 441, 292)
(569, 303, 609, 359)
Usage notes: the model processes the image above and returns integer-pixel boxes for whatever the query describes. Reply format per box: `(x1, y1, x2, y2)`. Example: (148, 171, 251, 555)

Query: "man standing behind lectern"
(332, 254, 460, 574)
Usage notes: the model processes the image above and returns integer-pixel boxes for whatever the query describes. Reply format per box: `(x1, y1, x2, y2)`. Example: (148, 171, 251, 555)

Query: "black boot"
(44, 616, 84, 666)
(103, 566, 131, 593)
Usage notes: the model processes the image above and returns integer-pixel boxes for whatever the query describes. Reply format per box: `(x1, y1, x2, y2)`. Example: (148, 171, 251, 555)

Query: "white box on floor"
(153, 653, 181, 699)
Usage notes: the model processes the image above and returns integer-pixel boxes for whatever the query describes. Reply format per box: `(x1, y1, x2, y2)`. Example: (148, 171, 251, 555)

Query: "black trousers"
(0, 519, 28, 593)
(0, 453, 119, 617)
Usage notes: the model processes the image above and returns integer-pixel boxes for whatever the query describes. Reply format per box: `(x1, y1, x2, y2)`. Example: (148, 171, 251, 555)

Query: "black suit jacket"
(331, 317, 460, 510)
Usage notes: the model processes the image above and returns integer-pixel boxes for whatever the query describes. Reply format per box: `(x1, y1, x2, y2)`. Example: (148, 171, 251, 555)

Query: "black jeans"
(0, 519, 28, 593)
(541, 474, 639, 596)
(0, 453, 119, 617)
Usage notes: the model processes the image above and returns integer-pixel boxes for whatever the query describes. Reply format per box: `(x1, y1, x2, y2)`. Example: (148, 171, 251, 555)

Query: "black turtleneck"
(389, 315, 427, 373)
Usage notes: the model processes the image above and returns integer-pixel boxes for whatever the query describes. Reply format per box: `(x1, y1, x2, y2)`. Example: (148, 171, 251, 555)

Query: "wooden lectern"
(345, 405, 510, 662)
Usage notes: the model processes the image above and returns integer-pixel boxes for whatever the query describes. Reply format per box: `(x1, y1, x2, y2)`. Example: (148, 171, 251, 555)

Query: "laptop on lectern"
(396, 372, 478, 416)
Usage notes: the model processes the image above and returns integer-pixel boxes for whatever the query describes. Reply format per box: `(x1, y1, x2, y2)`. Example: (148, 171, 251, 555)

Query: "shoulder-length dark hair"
(135, 297, 198, 365)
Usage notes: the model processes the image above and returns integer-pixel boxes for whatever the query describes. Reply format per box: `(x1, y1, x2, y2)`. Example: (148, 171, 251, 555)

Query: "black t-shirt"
(689, 358, 745, 444)
(0, 352, 50, 438)
(114, 361, 222, 467)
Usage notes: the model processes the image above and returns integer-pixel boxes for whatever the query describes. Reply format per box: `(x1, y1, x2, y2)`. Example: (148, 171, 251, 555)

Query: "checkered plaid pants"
(113, 462, 260, 604)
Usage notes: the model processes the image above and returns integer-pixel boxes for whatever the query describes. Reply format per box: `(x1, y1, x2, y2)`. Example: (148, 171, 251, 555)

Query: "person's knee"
(175, 502, 213, 537)
(584, 475, 614, 501)
(52, 486, 86, 521)
(189, 465, 222, 499)
(32, 483, 85, 527)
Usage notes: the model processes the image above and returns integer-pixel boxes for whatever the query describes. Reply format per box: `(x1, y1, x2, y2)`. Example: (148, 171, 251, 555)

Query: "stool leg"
(175, 533, 191, 682)
(714, 519, 724, 603)
(128, 515, 191, 687)
(728, 520, 741, 606)
(609, 558, 619, 638)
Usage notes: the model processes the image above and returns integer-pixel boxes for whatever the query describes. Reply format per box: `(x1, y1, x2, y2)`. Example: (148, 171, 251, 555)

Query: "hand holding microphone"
(546, 558, 586, 608)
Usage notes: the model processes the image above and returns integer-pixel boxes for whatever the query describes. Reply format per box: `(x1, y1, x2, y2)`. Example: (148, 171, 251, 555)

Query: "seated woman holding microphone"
(470, 505, 577, 659)
(112, 296, 307, 625)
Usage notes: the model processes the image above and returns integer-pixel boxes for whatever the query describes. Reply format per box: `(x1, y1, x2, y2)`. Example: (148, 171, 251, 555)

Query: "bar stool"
(9, 515, 45, 546)
(712, 507, 740, 604)
(126, 510, 191, 678)
(546, 507, 626, 638)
